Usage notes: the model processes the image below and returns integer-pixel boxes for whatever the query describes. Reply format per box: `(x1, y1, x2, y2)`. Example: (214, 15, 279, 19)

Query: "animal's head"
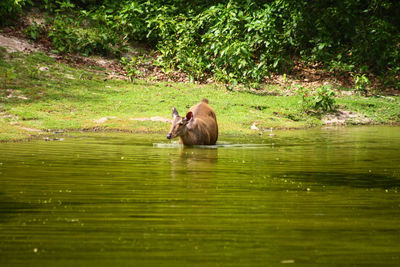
(166, 107, 193, 140)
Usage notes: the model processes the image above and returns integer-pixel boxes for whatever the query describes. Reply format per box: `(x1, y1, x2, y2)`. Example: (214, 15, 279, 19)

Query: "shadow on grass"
(0, 51, 122, 106)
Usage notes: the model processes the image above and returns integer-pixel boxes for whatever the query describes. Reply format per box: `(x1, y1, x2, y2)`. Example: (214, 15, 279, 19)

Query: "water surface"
(1, 126, 400, 266)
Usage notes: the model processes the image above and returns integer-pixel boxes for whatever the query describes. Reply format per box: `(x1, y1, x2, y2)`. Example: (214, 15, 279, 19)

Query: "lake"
(1, 126, 400, 266)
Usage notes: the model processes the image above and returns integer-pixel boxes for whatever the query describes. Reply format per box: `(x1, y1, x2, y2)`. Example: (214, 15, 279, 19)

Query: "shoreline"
(1, 49, 399, 142)
(2, 123, 400, 143)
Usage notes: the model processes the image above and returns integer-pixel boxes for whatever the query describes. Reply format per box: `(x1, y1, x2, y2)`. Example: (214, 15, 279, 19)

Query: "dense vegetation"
(2, 0, 400, 88)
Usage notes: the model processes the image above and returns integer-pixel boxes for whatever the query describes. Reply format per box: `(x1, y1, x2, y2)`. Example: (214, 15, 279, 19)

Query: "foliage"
(23, 21, 44, 41)
(120, 56, 143, 81)
(352, 73, 371, 96)
(297, 85, 311, 111)
(104, 0, 400, 85)
(48, 14, 125, 56)
(2, 0, 400, 87)
(145, 1, 296, 84)
(296, 1, 400, 77)
(298, 85, 336, 113)
(0, 0, 32, 26)
(313, 86, 336, 112)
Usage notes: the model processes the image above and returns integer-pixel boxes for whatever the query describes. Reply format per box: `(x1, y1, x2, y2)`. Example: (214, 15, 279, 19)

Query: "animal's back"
(190, 98, 218, 145)
(190, 98, 217, 121)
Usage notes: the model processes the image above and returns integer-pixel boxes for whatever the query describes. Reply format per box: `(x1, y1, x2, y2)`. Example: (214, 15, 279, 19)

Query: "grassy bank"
(1, 50, 400, 142)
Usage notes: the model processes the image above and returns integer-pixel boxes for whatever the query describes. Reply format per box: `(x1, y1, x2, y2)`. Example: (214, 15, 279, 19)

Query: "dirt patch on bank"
(0, 34, 40, 53)
(130, 116, 171, 123)
(93, 116, 171, 124)
(323, 110, 372, 125)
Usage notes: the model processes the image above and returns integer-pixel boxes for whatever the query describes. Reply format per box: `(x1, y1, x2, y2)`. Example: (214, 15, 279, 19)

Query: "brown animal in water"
(167, 98, 218, 145)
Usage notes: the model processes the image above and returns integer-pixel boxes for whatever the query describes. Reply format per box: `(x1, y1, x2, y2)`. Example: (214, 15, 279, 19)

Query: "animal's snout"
(166, 133, 172, 139)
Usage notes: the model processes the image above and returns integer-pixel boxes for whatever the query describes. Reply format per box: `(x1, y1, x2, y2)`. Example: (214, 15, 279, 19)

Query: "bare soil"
(322, 110, 372, 125)
(0, 34, 40, 53)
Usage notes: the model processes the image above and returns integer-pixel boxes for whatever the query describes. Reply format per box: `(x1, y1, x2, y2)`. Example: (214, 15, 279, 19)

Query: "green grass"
(1, 50, 399, 141)
(337, 96, 400, 123)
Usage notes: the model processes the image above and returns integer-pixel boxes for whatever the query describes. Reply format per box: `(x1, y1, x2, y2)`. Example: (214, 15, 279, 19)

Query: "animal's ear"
(185, 111, 193, 121)
(172, 107, 179, 118)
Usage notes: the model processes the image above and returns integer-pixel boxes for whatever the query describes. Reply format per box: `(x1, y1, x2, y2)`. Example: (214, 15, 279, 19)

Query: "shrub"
(150, 1, 297, 84)
(314, 86, 336, 112)
(23, 21, 44, 41)
(0, 0, 32, 26)
(352, 73, 371, 96)
(120, 56, 143, 81)
(298, 85, 336, 113)
(48, 14, 125, 56)
(16, 0, 400, 86)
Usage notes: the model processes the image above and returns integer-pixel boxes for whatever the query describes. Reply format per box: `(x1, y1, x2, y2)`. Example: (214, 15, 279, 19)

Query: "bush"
(48, 13, 125, 56)
(314, 86, 336, 112)
(295, 1, 400, 76)
(114, 0, 400, 85)
(120, 56, 143, 81)
(149, 1, 297, 84)
(352, 73, 371, 95)
(298, 85, 336, 113)
(23, 21, 44, 41)
(0, 0, 32, 26)
(15, 0, 400, 86)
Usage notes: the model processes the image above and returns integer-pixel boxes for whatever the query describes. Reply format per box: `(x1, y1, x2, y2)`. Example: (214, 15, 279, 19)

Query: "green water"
(1, 126, 400, 266)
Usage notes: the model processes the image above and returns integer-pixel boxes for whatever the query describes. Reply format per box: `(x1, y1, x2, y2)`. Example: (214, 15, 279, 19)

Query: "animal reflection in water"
(169, 147, 218, 180)
(167, 98, 218, 145)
